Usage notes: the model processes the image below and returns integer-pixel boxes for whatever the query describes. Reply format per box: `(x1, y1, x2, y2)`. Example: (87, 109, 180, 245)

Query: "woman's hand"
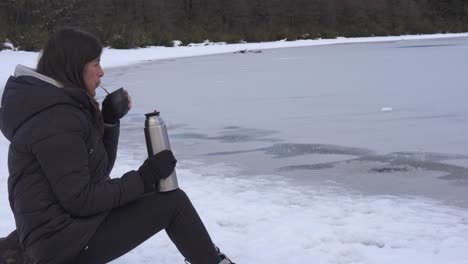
(138, 150, 177, 193)
(101, 87, 129, 124)
(124, 89, 132, 111)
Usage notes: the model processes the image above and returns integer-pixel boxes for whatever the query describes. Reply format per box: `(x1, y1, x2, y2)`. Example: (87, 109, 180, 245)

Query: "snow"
(1, 33, 468, 263)
(381, 107, 393, 112)
(1, 42, 15, 51)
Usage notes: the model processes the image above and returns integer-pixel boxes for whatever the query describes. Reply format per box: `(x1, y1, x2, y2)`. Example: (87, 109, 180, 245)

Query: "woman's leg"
(75, 189, 219, 264)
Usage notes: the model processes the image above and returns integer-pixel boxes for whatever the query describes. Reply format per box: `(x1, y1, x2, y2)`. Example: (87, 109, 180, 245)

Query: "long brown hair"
(37, 27, 104, 136)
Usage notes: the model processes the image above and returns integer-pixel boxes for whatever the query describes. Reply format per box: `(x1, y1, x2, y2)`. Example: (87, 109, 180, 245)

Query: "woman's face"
(83, 57, 104, 97)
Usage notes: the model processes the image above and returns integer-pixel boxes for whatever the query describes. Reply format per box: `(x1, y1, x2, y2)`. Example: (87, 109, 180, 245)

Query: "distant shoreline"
(1, 32, 468, 89)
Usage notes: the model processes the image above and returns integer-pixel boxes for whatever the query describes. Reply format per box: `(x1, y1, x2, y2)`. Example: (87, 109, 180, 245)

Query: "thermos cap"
(145, 111, 160, 117)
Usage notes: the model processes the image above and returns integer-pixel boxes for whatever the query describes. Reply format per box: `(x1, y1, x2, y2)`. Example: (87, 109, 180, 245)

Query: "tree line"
(1, 0, 467, 51)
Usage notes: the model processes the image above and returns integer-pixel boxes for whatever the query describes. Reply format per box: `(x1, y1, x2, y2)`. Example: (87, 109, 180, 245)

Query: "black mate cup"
(105, 87, 129, 117)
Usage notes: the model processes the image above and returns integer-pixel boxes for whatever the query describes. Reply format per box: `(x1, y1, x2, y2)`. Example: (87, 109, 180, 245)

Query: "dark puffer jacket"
(0, 65, 144, 264)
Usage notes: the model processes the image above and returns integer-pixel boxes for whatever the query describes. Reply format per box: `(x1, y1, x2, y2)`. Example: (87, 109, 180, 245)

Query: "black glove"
(101, 88, 129, 124)
(138, 150, 177, 193)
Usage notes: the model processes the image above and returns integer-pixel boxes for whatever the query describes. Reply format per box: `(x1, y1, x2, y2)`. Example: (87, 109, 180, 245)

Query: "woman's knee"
(163, 188, 189, 204)
(140, 188, 191, 212)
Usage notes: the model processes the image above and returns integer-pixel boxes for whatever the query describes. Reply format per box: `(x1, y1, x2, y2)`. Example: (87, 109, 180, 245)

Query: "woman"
(0, 27, 234, 264)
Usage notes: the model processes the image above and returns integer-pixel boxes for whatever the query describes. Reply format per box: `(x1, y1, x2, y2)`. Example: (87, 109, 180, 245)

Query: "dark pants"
(75, 189, 219, 264)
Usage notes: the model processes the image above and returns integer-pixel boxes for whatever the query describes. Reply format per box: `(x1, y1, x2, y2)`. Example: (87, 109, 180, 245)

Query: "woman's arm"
(101, 88, 132, 174)
(102, 122, 120, 174)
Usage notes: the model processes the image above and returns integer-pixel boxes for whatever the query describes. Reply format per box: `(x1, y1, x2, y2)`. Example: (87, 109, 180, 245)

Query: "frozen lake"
(2, 36, 468, 263)
(103, 37, 468, 208)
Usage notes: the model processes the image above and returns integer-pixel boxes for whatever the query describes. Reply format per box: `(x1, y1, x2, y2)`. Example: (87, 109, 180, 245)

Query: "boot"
(184, 244, 235, 264)
(214, 245, 235, 264)
(0, 230, 32, 264)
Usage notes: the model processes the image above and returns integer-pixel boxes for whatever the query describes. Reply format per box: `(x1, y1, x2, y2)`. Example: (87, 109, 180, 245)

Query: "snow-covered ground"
(2, 33, 468, 263)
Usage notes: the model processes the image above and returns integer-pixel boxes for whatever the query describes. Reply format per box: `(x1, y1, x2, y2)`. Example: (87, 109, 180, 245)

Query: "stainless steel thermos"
(144, 111, 179, 192)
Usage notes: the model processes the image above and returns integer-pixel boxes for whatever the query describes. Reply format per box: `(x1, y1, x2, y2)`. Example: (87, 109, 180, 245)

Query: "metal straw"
(99, 85, 110, 95)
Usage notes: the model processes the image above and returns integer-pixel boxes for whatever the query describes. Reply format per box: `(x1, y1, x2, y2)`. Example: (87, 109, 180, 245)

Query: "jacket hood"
(0, 65, 92, 141)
